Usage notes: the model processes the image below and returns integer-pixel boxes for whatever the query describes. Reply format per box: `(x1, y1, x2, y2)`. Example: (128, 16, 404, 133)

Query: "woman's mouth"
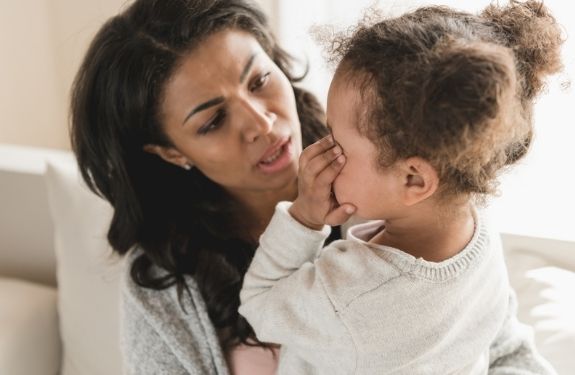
(257, 138, 293, 174)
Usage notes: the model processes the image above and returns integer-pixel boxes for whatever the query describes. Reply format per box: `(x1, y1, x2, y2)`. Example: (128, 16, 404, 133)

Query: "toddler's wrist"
(288, 201, 324, 231)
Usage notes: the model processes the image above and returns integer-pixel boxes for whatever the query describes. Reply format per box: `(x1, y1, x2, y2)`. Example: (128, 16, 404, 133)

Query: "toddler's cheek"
(332, 176, 345, 203)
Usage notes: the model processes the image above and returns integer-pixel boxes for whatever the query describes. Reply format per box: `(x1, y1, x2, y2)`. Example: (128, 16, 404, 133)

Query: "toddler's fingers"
(325, 204, 356, 226)
(299, 135, 335, 169)
(315, 154, 345, 188)
(301, 145, 343, 181)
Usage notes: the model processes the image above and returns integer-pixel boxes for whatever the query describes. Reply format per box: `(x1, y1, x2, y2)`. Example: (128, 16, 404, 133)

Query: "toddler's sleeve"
(239, 202, 354, 369)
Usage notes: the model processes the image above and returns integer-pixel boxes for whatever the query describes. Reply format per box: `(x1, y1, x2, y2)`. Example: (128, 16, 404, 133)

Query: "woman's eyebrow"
(182, 97, 224, 125)
(240, 52, 258, 83)
(182, 52, 259, 125)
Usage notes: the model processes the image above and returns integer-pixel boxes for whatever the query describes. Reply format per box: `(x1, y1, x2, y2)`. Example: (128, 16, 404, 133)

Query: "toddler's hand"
(289, 135, 356, 229)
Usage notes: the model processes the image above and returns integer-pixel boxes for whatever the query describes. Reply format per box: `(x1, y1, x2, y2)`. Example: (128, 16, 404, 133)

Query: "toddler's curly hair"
(330, 0, 564, 199)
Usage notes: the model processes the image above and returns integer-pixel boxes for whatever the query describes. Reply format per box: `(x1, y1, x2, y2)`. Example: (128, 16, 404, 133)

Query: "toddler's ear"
(398, 157, 438, 206)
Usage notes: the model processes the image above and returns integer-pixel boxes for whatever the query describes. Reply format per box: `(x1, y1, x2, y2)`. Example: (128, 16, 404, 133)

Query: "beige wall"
(0, 0, 275, 150)
(0, 0, 129, 150)
(1, 0, 66, 149)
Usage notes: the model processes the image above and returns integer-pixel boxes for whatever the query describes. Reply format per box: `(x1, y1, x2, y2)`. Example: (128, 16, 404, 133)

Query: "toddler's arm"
(239, 202, 354, 366)
(239, 136, 357, 369)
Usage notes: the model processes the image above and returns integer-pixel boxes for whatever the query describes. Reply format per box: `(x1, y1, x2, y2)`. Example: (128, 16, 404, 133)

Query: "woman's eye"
(197, 110, 226, 135)
(250, 72, 271, 92)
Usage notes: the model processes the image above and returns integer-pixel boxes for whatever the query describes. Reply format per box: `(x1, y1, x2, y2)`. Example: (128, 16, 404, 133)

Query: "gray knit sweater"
(120, 249, 229, 375)
(120, 246, 556, 375)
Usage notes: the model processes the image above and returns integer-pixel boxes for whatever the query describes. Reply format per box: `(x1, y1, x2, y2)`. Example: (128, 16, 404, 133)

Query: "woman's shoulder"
(120, 247, 201, 314)
(120, 248, 229, 374)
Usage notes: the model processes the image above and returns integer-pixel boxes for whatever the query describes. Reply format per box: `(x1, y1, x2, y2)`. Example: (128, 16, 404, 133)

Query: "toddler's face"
(326, 74, 403, 220)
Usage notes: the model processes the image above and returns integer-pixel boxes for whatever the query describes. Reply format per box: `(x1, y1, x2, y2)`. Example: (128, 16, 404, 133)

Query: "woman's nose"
(240, 100, 276, 142)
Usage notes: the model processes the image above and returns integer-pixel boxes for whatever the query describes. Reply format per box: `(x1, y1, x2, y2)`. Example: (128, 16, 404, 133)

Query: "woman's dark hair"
(329, 0, 563, 199)
(70, 0, 327, 349)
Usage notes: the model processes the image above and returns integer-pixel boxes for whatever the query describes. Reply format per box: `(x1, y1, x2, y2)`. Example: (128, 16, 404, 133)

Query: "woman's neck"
(369, 201, 475, 262)
(228, 180, 298, 243)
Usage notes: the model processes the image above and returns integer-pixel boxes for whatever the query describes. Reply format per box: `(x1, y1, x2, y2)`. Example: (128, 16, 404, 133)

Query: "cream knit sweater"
(239, 202, 542, 375)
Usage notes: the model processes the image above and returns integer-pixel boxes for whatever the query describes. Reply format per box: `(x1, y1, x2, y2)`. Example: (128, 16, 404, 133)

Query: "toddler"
(240, 1, 563, 374)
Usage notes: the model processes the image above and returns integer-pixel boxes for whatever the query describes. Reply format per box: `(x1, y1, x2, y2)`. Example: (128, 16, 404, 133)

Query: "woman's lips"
(257, 138, 293, 174)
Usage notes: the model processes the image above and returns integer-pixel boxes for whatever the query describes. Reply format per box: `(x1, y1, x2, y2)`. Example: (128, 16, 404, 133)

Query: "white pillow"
(44, 157, 123, 375)
(513, 265, 575, 375)
(503, 234, 575, 375)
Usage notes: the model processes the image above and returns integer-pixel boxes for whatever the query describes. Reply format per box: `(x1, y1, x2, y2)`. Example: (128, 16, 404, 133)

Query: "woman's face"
(154, 29, 302, 200)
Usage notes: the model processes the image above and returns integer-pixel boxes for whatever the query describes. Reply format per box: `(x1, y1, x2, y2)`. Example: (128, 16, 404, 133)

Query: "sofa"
(0, 144, 122, 375)
(1, 143, 574, 375)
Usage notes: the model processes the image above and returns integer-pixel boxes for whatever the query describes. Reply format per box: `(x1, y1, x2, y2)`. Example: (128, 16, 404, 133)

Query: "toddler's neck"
(369, 202, 475, 262)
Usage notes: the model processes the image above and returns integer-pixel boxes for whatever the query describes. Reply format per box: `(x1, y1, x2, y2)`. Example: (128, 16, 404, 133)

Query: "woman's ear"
(143, 144, 193, 170)
(397, 157, 438, 206)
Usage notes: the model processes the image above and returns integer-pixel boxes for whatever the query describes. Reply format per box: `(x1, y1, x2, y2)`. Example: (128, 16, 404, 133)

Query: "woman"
(70, 0, 555, 374)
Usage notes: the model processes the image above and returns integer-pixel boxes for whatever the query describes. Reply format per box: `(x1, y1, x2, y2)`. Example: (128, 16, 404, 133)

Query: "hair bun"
(481, 0, 564, 99)
(421, 41, 516, 159)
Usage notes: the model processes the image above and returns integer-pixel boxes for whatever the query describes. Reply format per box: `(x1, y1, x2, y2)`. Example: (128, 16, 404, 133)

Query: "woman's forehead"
(188, 29, 264, 69)
(167, 29, 267, 91)
(160, 29, 270, 124)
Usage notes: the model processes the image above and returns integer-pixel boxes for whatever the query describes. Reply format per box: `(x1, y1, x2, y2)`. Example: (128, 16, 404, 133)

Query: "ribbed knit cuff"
(259, 201, 331, 267)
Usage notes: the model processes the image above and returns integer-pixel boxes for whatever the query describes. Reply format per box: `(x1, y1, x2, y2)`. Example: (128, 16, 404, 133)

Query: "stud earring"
(182, 163, 192, 170)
